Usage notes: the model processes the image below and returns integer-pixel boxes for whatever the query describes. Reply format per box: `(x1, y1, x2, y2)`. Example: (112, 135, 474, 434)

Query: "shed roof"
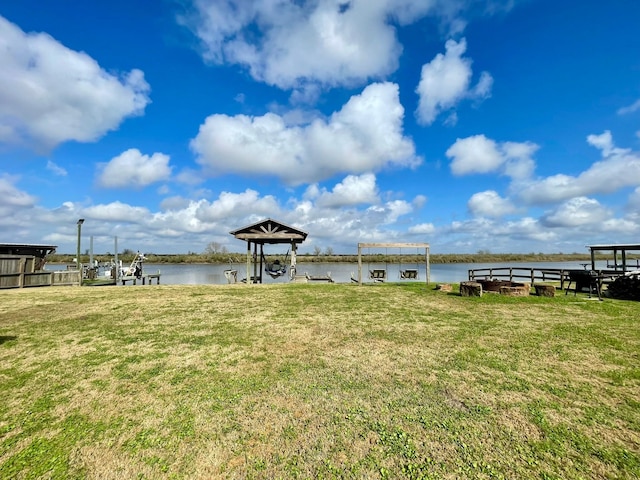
(587, 244, 640, 251)
(0, 243, 57, 257)
(230, 218, 308, 245)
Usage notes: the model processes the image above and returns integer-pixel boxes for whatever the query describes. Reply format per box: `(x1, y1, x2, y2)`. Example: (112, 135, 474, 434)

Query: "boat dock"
(120, 273, 161, 285)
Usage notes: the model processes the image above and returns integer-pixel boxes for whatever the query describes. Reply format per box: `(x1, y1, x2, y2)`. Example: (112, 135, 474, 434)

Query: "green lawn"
(1, 283, 639, 479)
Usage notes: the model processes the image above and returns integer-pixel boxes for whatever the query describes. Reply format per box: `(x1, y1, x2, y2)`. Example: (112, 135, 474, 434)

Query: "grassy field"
(1, 283, 639, 479)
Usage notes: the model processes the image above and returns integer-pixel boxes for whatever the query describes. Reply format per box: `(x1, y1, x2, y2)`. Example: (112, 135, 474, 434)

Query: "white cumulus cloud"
(446, 134, 537, 178)
(541, 197, 611, 228)
(83, 201, 151, 223)
(0, 16, 150, 150)
(0, 175, 37, 208)
(184, 0, 470, 92)
(408, 223, 435, 234)
(315, 173, 379, 208)
(195, 190, 281, 222)
(415, 38, 493, 125)
(519, 131, 640, 204)
(97, 149, 172, 188)
(191, 82, 419, 185)
(468, 190, 517, 217)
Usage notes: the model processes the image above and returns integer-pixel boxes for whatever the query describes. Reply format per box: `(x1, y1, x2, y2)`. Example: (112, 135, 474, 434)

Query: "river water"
(53, 260, 608, 285)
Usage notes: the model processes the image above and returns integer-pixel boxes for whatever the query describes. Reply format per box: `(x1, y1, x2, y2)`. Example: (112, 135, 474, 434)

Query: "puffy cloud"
(600, 218, 639, 235)
(191, 82, 419, 185)
(446, 134, 537, 178)
(0, 175, 37, 207)
(541, 197, 611, 228)
(408, 223, 435, 234)
(415, 38, 493, 125)
(315, 173, 379, 208)
(519, 131, 640, 204)
(446, 134, 501, 174)
(468, 190, 517, 217)
(586, 130, 615, 156)
(195, 189, 281, 222)
(184, 0, 466, 91)
(0, 16, 150, 149)
(97, 149, 172, 188)
(83, 201, 151, 223)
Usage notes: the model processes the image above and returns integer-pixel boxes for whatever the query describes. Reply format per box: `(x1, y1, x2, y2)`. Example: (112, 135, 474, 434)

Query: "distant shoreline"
(47, 252, 627, 266)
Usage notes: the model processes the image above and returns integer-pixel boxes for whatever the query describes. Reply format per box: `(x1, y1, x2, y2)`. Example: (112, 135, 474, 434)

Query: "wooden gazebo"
(230, 219, 308, 284)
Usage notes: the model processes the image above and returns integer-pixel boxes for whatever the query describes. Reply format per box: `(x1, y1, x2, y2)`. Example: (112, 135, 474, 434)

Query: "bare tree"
(204, 242, 228, 255)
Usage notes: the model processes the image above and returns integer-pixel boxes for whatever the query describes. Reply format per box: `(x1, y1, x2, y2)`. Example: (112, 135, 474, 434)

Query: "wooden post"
(425, 246, 430, 284)
(246, 241, 251, 285)
(290, 242, 297, 279)
(18, 257, 25, 288)
(253, 243, 264, 283)
(357, 244, 362, 286)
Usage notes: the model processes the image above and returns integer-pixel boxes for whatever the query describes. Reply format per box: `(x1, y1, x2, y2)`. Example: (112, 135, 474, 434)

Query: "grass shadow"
(0, 335, 18, 345)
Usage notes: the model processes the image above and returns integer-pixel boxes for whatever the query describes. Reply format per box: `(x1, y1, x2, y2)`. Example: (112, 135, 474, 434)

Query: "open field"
(1, 283, 639, 479)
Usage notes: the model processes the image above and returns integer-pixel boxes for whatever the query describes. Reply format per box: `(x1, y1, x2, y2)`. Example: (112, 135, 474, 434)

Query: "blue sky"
(1, 0, 639, 255)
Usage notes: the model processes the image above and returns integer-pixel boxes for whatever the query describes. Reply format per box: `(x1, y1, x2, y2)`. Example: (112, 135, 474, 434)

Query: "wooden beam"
(357, 242, 430, 248)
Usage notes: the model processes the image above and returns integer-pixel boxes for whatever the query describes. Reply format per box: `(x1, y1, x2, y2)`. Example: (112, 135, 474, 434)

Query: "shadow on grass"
(0, 335, 18, 345)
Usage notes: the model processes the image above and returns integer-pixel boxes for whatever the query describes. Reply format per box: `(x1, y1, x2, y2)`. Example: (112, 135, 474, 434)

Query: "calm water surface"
(88, 260, 609, 285)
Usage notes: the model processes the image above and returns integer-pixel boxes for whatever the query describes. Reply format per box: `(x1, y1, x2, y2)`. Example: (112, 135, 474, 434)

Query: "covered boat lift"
(587, 243, 640, 273)
(230, 219, 308, 284)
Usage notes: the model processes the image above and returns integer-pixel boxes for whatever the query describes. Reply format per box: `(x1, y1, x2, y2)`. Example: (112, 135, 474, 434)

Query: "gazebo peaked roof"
(230, 218, 308, 245)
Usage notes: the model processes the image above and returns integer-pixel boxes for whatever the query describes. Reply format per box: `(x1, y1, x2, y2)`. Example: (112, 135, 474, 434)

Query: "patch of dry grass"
(1, 283, 639, 479)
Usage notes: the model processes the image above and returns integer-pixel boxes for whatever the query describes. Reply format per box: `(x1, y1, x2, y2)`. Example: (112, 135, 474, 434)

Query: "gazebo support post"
(291, 242, 297, 278)
(245, 241, 251, 285)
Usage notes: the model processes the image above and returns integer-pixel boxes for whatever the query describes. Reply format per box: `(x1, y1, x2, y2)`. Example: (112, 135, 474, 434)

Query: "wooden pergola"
(230, 219, 308, 284)
(356, 242, 430, 285)
(587, 243, 640, 272)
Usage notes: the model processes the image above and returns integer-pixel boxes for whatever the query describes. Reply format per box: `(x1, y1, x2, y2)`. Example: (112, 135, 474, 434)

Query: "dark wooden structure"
(0, 243, 57, 270)
(565, 269, 601, 299)
(0, 243, 78, 288)
(230, 219, 308, 284)
(587, 243, 640, 272)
